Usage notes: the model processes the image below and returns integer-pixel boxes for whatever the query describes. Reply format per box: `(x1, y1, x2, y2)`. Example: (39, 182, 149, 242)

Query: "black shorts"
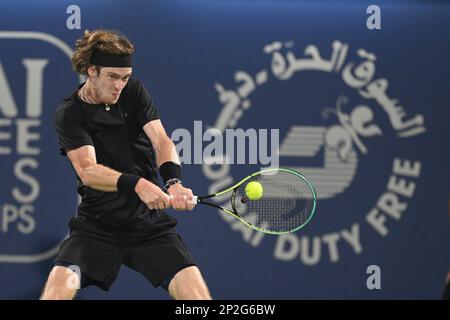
(53, 229, 197, 291)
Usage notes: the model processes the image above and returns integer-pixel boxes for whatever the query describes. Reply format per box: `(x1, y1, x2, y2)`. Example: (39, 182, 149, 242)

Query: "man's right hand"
(134, 178, 172, 210)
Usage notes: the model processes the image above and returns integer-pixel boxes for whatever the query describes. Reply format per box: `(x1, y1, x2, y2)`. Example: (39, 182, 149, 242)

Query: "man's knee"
(168, 266, 211, 300)
(40, 266, 80, 300)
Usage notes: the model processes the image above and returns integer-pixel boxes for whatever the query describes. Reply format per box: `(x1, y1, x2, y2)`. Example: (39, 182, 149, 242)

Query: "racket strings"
(234, 171, 315, 233)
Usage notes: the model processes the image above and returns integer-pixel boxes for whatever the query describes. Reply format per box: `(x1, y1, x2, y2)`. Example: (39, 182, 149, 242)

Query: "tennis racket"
(190, 167, 317, 235)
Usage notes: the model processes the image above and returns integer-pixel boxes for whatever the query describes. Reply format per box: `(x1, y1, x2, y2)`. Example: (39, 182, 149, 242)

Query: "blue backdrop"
(0, 0, 449, 299)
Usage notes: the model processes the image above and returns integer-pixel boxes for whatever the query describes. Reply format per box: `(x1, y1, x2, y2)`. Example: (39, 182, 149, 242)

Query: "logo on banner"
(0, 31, 82, 263)
(203, 40, 426, 266)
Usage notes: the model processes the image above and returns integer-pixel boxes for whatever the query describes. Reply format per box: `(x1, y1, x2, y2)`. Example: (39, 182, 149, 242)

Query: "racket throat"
(230, 189, 241, 216)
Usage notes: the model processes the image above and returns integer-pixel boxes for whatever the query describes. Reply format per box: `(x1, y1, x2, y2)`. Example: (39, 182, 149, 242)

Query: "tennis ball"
(245, 181, 264, 201)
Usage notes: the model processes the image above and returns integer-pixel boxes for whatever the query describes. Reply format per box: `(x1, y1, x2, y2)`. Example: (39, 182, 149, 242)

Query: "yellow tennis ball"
(245, 181, 264, 201)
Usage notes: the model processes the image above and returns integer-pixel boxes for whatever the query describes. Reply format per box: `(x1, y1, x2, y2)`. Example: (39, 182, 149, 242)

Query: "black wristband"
(159, 161, 182, 184)
(117, 173, 141, 194)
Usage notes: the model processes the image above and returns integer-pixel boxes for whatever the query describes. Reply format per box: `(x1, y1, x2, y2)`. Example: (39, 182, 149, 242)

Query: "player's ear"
(86, 65, 97, 78)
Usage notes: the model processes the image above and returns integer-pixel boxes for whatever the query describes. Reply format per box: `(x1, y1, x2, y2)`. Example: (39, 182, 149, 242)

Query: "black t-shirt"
(54, 78, 177, 238)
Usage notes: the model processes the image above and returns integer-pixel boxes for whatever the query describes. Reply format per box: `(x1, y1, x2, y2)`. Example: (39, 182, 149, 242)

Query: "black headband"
(90, 50, 132, 67)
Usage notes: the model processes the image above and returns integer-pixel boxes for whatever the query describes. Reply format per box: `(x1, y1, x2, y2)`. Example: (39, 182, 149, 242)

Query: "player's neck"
(80, 81, 101, 105)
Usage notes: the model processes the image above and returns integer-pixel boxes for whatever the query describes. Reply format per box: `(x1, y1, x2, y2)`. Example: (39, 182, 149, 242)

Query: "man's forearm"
(80, 163, 122, 192)
(155, 137, 180, 167)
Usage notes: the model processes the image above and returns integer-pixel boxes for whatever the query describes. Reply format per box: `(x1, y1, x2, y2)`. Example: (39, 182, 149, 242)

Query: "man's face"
(89, 66, 132, 104)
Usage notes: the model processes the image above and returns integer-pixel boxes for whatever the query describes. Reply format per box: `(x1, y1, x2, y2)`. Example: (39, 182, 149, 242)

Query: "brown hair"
(71, 29, 134, 75)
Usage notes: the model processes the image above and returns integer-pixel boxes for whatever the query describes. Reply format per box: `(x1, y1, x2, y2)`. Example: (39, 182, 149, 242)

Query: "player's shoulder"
(55, 99, 75, 114)
(55, 90, 80, 113)
(123, 77, 145, 93)
(127, 77, 141, 87)
(121, 77, 154, 107)
(54, 91, 83, 123)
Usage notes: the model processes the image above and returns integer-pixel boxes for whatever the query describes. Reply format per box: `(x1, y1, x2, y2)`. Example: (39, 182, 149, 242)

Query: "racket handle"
(189, 195, 198, 205)
(169, 195, 198, 206)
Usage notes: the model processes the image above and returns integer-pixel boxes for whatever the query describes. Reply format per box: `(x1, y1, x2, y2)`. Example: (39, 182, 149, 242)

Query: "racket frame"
(192, 168, 317, 235)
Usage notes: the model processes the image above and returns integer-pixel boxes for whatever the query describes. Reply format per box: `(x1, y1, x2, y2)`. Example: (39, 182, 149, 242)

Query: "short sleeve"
(129, 79, 160, 127)
(54, 106, 94, 156)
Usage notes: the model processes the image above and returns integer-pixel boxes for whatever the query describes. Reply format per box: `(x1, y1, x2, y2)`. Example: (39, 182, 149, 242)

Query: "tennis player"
(40, 29, 211, 300)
